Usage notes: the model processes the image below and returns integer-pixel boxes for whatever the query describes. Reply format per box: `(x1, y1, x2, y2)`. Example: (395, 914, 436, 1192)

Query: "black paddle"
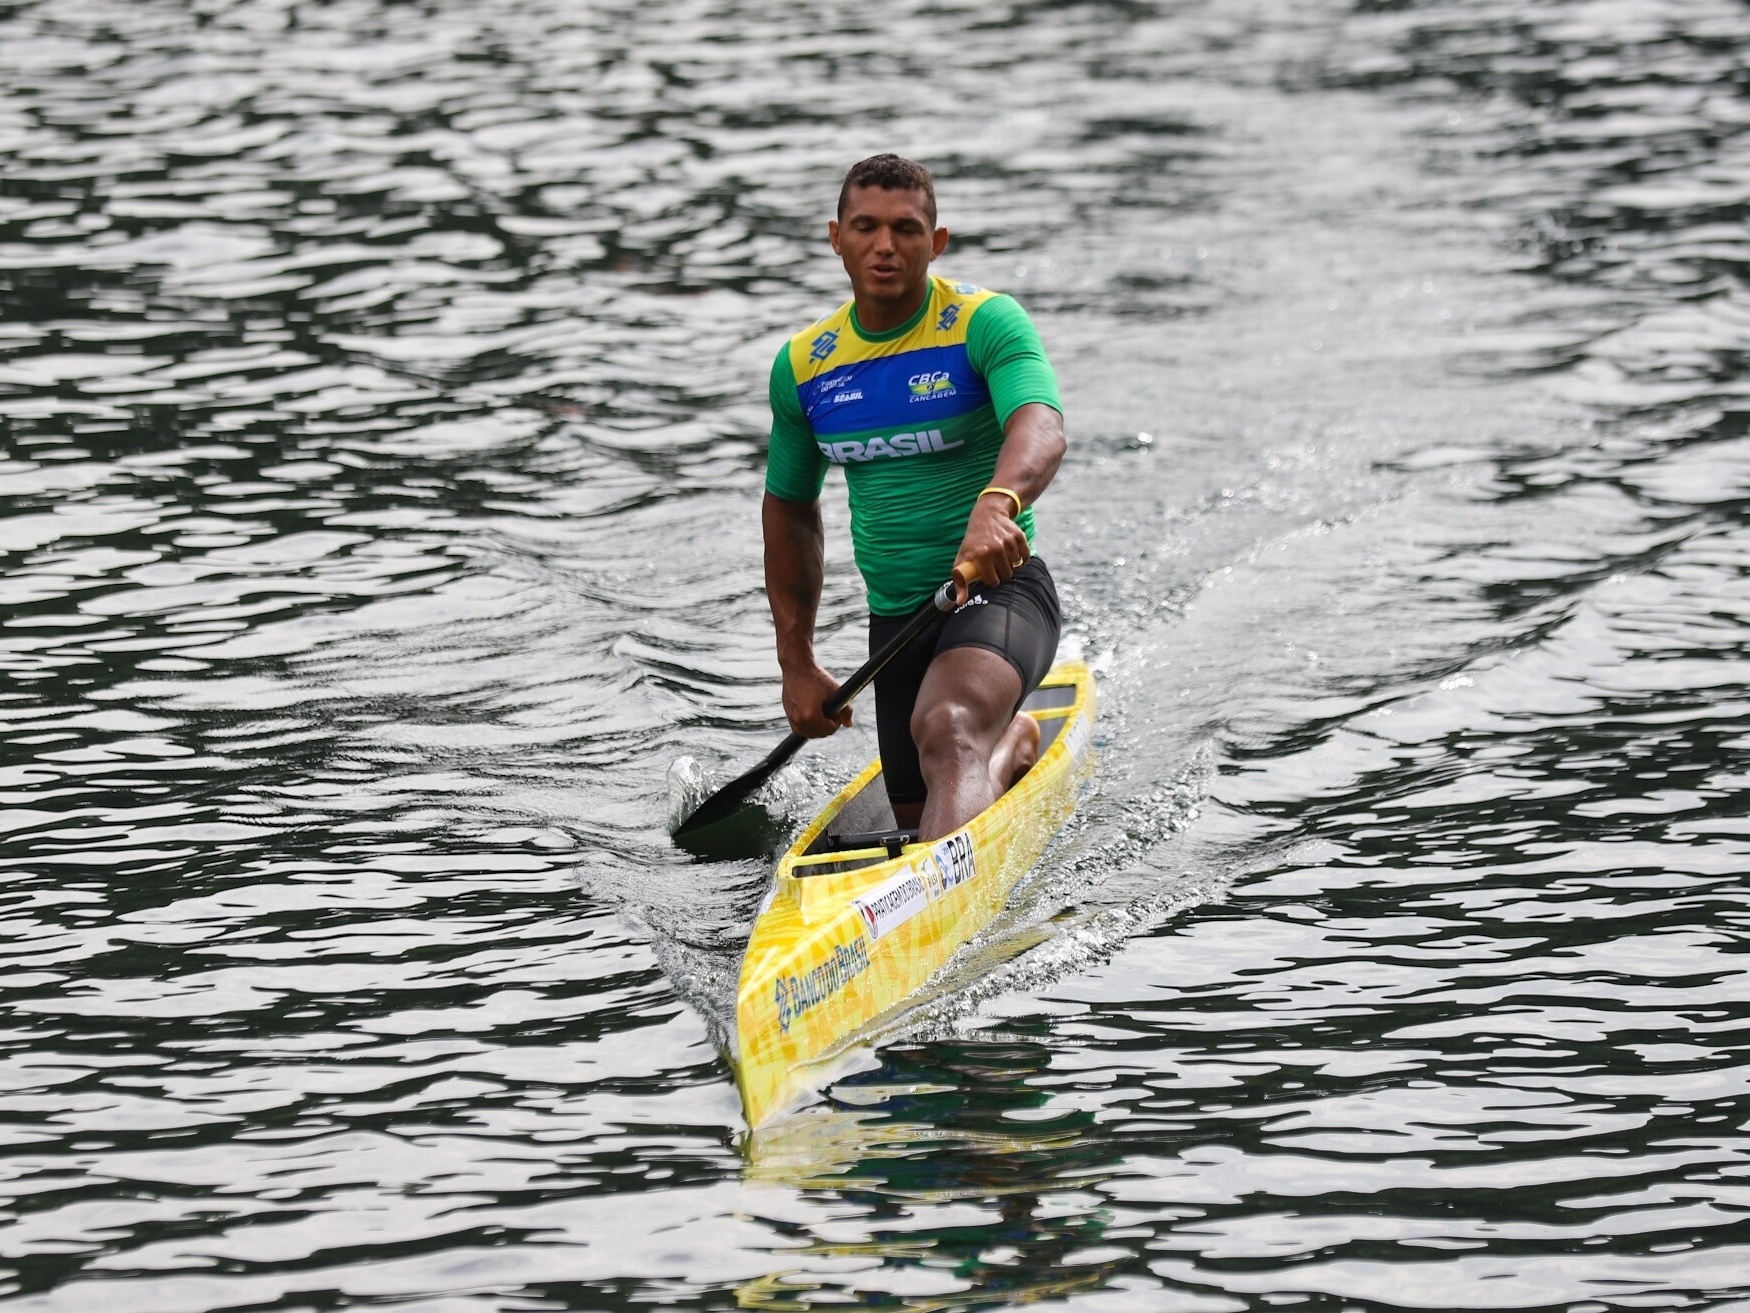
(673, 564, 976, 857)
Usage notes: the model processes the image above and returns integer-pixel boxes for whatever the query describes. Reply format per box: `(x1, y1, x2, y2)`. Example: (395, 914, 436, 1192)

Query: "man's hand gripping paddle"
(672, 564, 977, 860)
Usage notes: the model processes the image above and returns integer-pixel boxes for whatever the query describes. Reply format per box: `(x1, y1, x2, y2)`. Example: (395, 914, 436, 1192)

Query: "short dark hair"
(837, 154, 937, 227)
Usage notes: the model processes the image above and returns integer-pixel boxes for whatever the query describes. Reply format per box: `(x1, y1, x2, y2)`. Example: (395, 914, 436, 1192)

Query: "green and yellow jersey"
(765, 275, 1061, 617)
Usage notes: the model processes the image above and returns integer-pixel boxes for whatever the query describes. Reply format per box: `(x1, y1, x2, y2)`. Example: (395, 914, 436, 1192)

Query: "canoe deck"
(731, 659, 1096, 1128)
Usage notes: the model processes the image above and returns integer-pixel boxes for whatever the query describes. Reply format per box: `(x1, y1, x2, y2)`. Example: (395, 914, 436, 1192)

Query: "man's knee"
(910, 695, 981, 765)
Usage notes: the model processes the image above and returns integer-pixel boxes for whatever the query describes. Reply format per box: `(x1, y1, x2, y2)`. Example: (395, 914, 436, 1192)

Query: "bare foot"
(989, 712, 1041, 795)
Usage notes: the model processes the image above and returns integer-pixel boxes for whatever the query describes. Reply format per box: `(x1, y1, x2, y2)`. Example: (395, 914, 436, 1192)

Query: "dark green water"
(2, 0, 1747, 1308)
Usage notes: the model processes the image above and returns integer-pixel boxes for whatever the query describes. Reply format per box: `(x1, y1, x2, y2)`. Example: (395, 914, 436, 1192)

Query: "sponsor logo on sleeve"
(851, 867, 930, 941)
(810, 329, 840, 362)
(774, 934, 870, 1033)
(936, 304, 960, 332)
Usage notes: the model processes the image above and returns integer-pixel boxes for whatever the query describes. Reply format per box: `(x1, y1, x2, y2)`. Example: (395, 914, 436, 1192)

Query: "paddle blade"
(675, 765, 771, 836)
(672, 801, 787, 862)
(668, 735, 805, 847)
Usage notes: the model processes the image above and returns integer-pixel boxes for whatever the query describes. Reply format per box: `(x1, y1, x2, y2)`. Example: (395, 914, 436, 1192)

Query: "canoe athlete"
(762, 153, 1066, 841)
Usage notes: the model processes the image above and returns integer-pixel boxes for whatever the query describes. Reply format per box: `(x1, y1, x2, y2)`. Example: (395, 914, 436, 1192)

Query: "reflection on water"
(2, 0, 1748, 1306)
(741, 1044, 1124, 1311)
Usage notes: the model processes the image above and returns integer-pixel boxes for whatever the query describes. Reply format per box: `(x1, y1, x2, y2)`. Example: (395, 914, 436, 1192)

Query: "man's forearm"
(951, 402, 1067, 595)
(762, 492, 825, 671)
(986, 402, 1066, 510)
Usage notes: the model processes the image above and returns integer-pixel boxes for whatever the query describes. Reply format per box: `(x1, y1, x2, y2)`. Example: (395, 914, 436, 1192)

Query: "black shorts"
(868, 557, 1061, 808)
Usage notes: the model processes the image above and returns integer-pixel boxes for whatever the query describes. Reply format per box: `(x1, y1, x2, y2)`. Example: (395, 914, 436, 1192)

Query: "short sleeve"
(965, 295, 1062, 426)
(764, 344, 828, 502)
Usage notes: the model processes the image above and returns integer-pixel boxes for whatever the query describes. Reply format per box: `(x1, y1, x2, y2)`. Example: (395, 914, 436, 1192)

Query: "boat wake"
(829, 742, 1226, 1053)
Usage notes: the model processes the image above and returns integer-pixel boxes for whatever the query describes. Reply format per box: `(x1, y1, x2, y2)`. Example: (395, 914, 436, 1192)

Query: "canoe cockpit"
(791, 680, 1081, 877)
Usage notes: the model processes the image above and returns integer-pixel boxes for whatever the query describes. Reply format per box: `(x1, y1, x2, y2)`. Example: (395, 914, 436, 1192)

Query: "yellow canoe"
(731, 659, 1097, 1128)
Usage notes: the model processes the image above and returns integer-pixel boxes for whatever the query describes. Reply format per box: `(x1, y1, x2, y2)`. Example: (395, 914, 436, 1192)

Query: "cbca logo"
(936, 304, 959, 332)
(810, 330, 839, 362)
(908, 370, 954, 398)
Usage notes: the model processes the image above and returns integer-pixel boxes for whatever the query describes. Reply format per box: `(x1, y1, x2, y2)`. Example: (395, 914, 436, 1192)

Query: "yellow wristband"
(979, 486, 1024, 519)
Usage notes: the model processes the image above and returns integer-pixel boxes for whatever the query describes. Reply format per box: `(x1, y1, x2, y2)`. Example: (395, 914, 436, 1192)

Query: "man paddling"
(763, 154, 1066, 841)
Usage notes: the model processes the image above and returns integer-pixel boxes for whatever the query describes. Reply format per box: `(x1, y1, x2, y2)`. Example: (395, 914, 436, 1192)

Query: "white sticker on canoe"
(852, 866, 930, 941)
(1065, 713, 1091, 764)
(930, 831, 976, 896)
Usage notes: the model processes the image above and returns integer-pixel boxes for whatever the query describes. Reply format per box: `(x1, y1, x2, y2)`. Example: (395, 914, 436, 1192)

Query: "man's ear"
(931, 226, 950, 259)
(828, 219, 841, 255)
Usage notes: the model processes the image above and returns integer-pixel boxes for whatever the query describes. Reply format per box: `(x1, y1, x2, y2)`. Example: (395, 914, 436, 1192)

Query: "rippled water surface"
(3, 0, 1749, 1308)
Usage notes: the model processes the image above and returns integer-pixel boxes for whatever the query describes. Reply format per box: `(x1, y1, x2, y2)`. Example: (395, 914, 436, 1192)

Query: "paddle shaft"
(675, 569, 971, 836)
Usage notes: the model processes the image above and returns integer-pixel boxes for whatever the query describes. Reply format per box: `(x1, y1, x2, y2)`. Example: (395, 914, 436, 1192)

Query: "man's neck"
(853, 281, 930, 335)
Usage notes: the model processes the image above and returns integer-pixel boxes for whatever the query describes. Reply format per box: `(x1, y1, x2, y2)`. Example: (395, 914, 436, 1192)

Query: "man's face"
(829, 185, 949, 312)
